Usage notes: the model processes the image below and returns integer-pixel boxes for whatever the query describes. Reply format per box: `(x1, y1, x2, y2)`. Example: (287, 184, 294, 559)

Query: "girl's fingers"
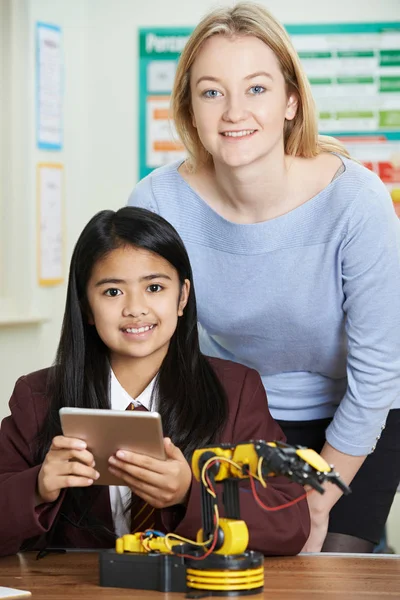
(66, 449, 96, 466)
(58, 475, 96, 489)
(51, 436, 87, 450)
(113, 450, 165, 474)
(63, 460, 99, 480)
(108, 456, 164, 484)
(108, 467, 181, 507)
(48, 447, 96, 466)
(44, 459, 99, 481)
(108, 467, 166, 506)
(109, 466, 157, 494)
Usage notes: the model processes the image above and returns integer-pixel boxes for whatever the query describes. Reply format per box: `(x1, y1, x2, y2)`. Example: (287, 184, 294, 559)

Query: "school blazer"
(0, 358, 310, 557)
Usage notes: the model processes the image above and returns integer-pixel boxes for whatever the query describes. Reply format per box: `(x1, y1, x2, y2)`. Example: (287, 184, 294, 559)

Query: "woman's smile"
(220, 129, 257, 140)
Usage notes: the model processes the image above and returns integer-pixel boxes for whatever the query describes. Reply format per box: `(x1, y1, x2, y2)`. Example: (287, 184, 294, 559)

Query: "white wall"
(0, 0, 90, 416)
(0, 0, 399, 549)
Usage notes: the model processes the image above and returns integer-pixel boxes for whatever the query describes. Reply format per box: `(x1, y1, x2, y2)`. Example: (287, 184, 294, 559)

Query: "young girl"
(0, 206, 309, 558)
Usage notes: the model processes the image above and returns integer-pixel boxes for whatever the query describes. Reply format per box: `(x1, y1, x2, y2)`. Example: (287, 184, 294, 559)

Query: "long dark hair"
(35, 207, 227, 464)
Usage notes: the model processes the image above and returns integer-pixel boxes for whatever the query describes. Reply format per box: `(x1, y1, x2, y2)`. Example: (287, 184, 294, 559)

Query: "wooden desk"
(0, 552, 399, 599)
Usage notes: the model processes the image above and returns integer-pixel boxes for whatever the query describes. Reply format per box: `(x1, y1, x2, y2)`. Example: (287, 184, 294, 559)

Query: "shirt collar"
(110, 369, 156, 411)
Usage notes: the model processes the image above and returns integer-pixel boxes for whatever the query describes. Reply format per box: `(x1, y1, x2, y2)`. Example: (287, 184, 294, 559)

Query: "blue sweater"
(129, 156, 400, 456)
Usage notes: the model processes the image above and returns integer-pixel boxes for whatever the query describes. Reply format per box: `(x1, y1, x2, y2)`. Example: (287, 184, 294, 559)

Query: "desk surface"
(0, 552, 399, 599)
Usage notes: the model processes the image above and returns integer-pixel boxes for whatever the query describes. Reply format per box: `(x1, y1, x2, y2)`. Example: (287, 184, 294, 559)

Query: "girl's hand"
(108, 437, 192, 508)
(37, 436, 100, 505)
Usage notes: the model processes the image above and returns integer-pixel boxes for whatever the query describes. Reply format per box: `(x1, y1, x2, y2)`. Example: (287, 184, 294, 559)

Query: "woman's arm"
(326, 176, 400, 456)
(302, 442, 366, 552)
(306, 174, 400, 551)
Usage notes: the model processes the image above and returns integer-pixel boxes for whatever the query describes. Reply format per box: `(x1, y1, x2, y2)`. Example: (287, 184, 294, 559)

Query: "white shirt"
(109, 370, 156, 537)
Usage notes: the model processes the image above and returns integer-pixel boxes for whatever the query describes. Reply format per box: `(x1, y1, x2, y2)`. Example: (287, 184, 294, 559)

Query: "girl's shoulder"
(10, 367, 53, 410)
(205, 358, 269, 433)
(3, 368, 53, 453)
(206, 356, 261, 390)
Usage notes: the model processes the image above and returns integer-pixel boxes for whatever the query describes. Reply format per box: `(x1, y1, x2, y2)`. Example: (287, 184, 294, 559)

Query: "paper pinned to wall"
(36, 22, 63, 150)
(37, 163, 64, 286)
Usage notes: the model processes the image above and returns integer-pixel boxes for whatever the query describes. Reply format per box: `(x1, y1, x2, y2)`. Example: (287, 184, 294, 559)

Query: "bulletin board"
(138, 28, 191, 180)
(138, 22, 400, 213)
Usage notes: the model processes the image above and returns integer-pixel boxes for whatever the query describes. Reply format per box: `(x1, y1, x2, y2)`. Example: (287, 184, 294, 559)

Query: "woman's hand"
(108, 437, 192, 508)
(36, 436, 100, 505)
(301, 442, 366, 552)
(301, 492, 330, 552)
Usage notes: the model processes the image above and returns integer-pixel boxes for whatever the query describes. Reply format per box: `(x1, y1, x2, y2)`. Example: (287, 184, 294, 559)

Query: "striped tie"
(126, 401, 156, 533)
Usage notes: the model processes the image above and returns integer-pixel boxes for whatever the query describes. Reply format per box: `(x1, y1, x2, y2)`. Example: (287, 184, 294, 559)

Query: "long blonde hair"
(171, 2, 350, 170)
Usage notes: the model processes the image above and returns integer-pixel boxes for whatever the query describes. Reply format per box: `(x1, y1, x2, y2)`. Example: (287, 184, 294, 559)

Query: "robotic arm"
(190, 440, 350, 555)
(107, 441, 351, 596)
(192, 440, 350, 493)
(115, 439, 350, 556)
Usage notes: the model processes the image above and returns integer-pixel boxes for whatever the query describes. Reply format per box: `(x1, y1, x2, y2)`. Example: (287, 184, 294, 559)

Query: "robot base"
(185, 551, 264, 597)
(99, 549, 187, 593)
(99, 549, 264, 597)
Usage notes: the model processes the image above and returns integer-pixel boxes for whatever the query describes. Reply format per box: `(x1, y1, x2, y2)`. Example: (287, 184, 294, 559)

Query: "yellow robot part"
(192, 447, 232, 481)
(197, 518, 249, 555)
(295, 448, 332, 473)
(115, 532, 181, 554)
(230, 444, 259, 478)
(186, 565, 264, 591)
(116, 533, 145, 554)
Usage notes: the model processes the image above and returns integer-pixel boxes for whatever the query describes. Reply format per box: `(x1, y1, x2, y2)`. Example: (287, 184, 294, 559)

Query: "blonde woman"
(129, 2, 400, 553)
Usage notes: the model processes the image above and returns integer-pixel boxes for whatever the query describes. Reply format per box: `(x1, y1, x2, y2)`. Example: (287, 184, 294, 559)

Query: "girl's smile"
(121, 323, 157, 338)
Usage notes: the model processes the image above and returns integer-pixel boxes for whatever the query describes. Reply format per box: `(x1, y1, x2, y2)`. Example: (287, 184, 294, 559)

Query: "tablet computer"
(59, 407, 165, 486)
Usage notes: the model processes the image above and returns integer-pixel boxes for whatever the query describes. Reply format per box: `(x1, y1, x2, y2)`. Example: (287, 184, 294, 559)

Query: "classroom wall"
(0, 0, 91, 415)
(0, 0, 399, 549)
